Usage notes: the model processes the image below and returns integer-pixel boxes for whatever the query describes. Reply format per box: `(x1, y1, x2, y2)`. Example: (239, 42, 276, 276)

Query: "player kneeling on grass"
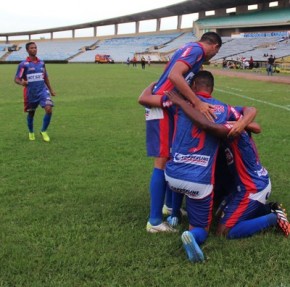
(215, 128, 290, 240)
(14, 41, 56, 142)
(163, 71, 259, 263)
(164, 71, 289, 264)
(167, 92, 289, 266)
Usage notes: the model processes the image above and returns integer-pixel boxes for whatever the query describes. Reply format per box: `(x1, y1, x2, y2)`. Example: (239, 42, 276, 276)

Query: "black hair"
(193, 70, 215, 90)
(26, 41, 36, 50)
(200, 32, 222, 48)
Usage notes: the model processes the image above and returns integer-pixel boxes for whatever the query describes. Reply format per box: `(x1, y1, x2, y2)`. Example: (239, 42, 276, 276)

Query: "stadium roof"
(0, 0, 282, 37)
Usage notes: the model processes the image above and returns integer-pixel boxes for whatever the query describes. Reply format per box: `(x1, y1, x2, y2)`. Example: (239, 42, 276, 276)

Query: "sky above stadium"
(1, 0, 187, 35)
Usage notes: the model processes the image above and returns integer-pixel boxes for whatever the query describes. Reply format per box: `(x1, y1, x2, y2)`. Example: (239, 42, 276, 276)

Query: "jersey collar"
(196, 91, 212, 99)
(26, 56, 40, 62)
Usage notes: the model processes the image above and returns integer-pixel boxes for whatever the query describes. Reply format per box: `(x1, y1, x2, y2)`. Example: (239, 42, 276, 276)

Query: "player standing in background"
(14, 42, 56, 142)
(141, 32, 222, 233)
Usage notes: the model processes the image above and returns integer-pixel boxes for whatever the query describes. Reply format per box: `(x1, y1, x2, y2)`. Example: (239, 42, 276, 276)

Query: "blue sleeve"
(228, 105, 242, 121)
(178, 44, 203, 68)
(15, 61, 25, 79)
(161, 95, 176, 114)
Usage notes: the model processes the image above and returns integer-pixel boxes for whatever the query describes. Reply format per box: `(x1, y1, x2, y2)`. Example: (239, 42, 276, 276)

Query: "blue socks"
(27, 114, 34, 132)
(165, 185, 172, 209)
(149, 168, 166, 226)
(41, 113, 52, 132)
(189, 228, 208, 245)
(171, 192, 184, 218)
(227, 213, 277, 239)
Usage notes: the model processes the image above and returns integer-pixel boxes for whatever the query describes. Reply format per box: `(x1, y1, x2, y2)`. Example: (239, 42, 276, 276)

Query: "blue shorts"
(145, 107, 173, 158)
(24, 92, 54, 112)
(220, 181, 271, 228)
(186, 193, 214, 229)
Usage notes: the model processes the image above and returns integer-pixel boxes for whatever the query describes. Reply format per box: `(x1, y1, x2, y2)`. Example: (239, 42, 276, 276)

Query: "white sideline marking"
(215, 88, 290, 111)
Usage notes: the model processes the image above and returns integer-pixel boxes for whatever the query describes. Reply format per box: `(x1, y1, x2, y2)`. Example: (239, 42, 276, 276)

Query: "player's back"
(166, 95, 238, 185)
(226, 131, 269, 192)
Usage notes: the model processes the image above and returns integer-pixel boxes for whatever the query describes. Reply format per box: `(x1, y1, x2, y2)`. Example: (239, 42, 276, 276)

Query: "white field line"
(215, 88, 290, 111)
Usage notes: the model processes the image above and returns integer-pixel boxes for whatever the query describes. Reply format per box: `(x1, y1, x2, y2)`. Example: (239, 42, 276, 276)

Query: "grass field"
(0, 63, 289, 287)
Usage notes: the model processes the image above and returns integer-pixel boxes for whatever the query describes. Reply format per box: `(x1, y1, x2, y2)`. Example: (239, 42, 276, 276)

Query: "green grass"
(0, 63, 289, 287)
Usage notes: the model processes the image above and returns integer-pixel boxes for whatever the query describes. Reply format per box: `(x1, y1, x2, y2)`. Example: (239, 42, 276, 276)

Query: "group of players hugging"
(138, 32, 289, 263)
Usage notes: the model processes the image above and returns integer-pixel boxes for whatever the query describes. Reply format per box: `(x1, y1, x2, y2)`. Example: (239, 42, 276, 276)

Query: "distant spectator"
(249, 56, 254, 69)
(141, 56, 146, 69)
(267, 55, 275, 76)
(126, 57, 130, 66)
(147, 56, 151, 66)
(132, 56, 137, 67)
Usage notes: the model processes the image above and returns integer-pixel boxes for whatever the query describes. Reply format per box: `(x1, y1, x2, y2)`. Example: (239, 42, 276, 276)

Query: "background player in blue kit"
(140, 32, 222, 233)
(15, 42, 56, 142)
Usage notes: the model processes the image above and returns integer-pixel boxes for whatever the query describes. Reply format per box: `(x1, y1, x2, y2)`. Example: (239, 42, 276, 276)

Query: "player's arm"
(14, 76, 28, 87)
(227, 121, 262, 134)
(165, 90, 229, 138)
(138, 82, 163, 108)
(14, 65, 28, 86)
(44, 76, 56, 96)
(246, 122, 261, 134)
(227, 106, 257, 137)
(168, 61, 216, 121)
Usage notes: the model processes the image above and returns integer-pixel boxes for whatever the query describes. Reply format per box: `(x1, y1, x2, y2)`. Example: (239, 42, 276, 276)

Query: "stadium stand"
(211, 36, 282, 61)
(196, 8, 290, 29)
(5, 39, 98, 62)
(70, 33, 182, 63)
(0, 2, 289, 69)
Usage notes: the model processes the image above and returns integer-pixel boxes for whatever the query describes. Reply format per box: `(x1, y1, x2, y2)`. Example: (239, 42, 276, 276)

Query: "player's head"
(26, 42, 37, 57)
(192, 70, 214, 94)
(199, 32, 222, 61)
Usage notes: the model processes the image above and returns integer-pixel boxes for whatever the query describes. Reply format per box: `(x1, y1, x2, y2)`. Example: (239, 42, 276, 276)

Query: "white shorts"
(165, 173, 213, 199)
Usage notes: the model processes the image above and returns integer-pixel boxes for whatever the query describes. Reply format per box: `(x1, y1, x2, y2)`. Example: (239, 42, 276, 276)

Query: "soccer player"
(215, 123, 290, 239)
(165, 71, 289, 263)
(15, 42, 56, 142)
(139, 32, 222, 233)
(163, 71, 257, 263)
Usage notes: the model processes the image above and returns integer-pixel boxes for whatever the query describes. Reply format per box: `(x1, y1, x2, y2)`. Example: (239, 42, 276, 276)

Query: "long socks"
(27, 114, 34, 132)
(171, 192, 184, 218)
(41, 113, 52, 132)
(165, 185, 173, 209)
(149, 168, 166, 226)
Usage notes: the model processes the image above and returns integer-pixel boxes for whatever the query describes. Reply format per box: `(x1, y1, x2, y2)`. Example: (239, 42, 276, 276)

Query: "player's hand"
(195, 101, 216, 122)
(51, 90, 56, 96)
(164, 90, 183, 105)
(227, 120, 244, 138)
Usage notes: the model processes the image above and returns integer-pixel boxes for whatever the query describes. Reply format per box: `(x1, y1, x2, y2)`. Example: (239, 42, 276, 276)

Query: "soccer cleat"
(181, 231, 204, 263)
(269, 202, 289, 237)
(40, 131, 50, 142)
(167, 216, 179, 227)
(162, 204, 172, 216)
(28, 132, 35, 141)
(162, 204, 188, 217)
(146, 221, 177, 233)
